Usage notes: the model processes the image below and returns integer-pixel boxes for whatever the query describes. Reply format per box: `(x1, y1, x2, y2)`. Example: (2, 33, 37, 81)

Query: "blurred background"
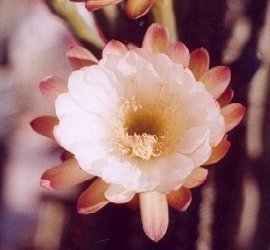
(0, 0, 270, 249)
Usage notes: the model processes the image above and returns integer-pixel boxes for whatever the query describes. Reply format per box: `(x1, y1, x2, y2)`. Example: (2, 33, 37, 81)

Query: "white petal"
(136, 162, 161, 191)
(178, 126, 210, 154)
(186, 137, 212, 166)
(68, 67, 120, 116)
(154, 153, 194, 193)
(155, 180, 183, 193)
(101, 157, 142, 190)
(117, 57, 137, 76)
(54, 112, 107, 149)
(69, 141, 108, 176)
(104, 184, 135, 203)
(157, 153, 194, 180)
(55, 93, 84, 118)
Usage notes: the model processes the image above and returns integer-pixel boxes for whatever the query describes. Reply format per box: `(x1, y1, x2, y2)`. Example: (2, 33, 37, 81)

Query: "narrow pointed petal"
(41, 158, 92, 190)
(204, 140, 231, 165)
(142, 23, 169, 54)
(125, 0, 154, 19)
(217, 87, 234, 107)
(221, 103, 246, 132)
(85, 0, 122, 11)
(167, 187, 192, 211)
(67, 44, 98, 70)
(104, 184, 135, 203)
(200, 66, 231, 99)
(139, 192, 168, 242)
(183, 167, 208, 188)
(165, 41, 190, 66)
(39, 76, 67, 101)
(102, 40, 128, 57)
(30, 116, 58, 139)
(77, 179, 109, 214)
(189, 48, 210, 80)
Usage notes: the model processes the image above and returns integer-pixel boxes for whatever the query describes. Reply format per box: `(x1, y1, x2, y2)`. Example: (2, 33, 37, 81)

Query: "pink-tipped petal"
(222, 103, 246, 132)
(39, 76, 67, 101)
(142, 23, 169, 54)
(40, 158, 92, 190)
(217, 87, 234, 107)
(30, 116, 58, 139)
(125, 0, 154, 19)
(189, 48, 210, 80)
(139, 191, 168, 242)
(67, 44, 98, 70)
(77, 179, 109, 214)
(40, 179, 54, 190)
(204, 140, 231, 165)
(167, 187, 192, 211)
(183, 167, 208, 188)
(165, 41, 190, 66)
(85, 0, 122, 11)
(102, 40, 128, 57)
(200, 66, 231, 99)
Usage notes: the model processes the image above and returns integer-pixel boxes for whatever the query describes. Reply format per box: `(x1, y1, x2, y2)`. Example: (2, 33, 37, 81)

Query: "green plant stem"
(46, 0, 105, 51)
(151, 0, 178, 42)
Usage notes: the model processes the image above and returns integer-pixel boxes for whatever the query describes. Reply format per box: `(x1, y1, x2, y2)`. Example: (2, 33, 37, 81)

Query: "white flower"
(32, 23, 245, 242)
(54, 50, 224, 199)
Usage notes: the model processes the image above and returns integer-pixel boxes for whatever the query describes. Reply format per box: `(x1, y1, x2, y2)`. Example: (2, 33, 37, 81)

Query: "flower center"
(114, 97, 168, 160)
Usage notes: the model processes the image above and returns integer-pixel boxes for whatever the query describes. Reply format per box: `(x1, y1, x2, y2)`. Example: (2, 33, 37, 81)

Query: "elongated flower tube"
(71, 0, 155, 19)
(32, 24, 245, 242)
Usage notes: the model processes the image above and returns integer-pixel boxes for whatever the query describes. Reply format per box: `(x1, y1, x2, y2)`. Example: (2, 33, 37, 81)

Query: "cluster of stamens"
(114, 97, 168, 160)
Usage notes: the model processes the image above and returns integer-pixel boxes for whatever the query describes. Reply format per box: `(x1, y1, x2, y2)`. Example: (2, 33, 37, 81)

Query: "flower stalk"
(151, 0, 178, 42)
(45, 0, 105, 51)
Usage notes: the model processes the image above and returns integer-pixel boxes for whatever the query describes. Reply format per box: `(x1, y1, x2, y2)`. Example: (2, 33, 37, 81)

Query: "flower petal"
(61, 151, 74, 161)
(40, 158, 92, 190)
(165, 41, 190, 66)
(139, 191, 168, 242)
(55, 93, 85, 118)
(142, 23, 169, 54)
(186, 136, 212, 166)
(125, 0, 154, 19)
(67, 44, 98, 70)
(98, 156, 143, 191)
(54, 112, 107, 149)
(39, 76, 67, 101)
(30, 116, 58, 139)
(104, 184, 135, 203)
(178, 126, 210, 154)
(167, 187, 192, 211)
(200, 66, 231, 99)
(77, 179, 109, 214)
(221, 103, 246, 132)
(204, 140, 231, 165)
(217, 87, 234, 107)
(189, 48, 210, 80)
(85, 0, 122, 11)
(183, 167, 208, 188)
(155, 153, 194, 184)
(102, 40, 128, 57)
(68, 66, 120, 115)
